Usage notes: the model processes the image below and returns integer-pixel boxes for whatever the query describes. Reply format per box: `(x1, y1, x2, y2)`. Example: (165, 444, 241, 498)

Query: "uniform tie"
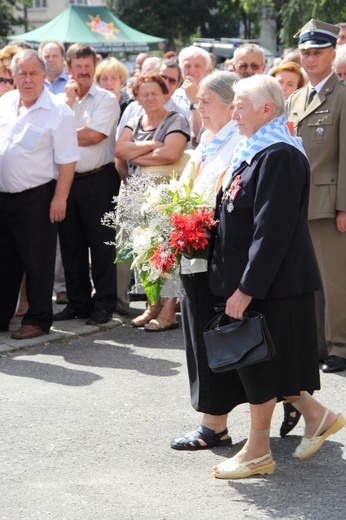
(305, 87, 316, 109)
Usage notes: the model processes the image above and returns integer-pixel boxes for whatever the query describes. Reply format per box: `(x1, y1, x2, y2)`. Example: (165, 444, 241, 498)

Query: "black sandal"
(280, 402, 302, 437)
(170, 425, 232, 451)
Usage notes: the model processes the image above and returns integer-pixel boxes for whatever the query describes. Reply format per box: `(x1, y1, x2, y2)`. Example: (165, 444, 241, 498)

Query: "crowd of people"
(0, 17, 345, 480)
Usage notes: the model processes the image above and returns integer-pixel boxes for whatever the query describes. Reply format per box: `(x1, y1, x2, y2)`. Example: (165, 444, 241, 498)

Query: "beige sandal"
(144, 315, 179, 332)
(130, 303, 162, 328)
(213, 452, 275, 479)
(293, 411, 346, 461)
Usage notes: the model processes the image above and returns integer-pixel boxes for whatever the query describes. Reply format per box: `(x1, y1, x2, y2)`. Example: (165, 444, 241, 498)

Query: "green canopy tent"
(9, 5, 166, 52)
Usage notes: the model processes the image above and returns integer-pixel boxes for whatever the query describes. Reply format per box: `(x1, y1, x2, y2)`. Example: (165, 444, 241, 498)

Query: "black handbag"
(203, 306, 276, 372)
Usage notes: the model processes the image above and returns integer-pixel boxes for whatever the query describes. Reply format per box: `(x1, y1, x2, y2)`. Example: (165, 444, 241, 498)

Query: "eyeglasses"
(160, 74, 178, 85)
(238, 63, 260, 70)
(0, 77, 14, 85)
(236, 63, 262, 71)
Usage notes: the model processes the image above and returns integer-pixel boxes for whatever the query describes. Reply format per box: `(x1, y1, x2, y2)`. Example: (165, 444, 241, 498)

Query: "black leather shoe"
(85, 309, 112, 325)
(53, 307, 89, 321)
(322, 355, 346, 373)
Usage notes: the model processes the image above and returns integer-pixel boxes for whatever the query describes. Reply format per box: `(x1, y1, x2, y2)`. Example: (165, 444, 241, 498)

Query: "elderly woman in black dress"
(209, 75, 345, 479)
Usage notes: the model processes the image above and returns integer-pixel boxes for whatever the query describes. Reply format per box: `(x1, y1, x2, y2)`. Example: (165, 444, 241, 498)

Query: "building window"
(28, 0, 47, 9)
(69, 0, 89, 4)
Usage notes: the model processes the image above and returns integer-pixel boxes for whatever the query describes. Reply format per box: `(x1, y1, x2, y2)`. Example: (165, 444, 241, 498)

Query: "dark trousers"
(0, 181, 57, 332)
(59, 164, 120, 314)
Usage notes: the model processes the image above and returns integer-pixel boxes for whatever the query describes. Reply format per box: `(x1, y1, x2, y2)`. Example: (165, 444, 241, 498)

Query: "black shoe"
(280, 402, 302, 438)
(85, 309, 112, 325)
(170, 425, 232, 451)
(322, 355, 346, 373)
(53, 307, 89, 321)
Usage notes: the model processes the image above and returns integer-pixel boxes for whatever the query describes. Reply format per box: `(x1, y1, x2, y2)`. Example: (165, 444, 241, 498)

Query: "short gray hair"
(233, 43, 265, 65)
(11, 49, 47, 75)
(199, 71, 240, 105)
(233, 75, 285, 117)
(178, 45, 212, 70)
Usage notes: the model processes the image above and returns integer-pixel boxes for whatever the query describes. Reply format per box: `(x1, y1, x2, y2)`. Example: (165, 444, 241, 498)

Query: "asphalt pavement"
(0, 301, 345, 520)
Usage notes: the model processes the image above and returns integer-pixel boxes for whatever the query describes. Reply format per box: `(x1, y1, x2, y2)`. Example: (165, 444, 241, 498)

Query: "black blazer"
(209, 143, 321, 300)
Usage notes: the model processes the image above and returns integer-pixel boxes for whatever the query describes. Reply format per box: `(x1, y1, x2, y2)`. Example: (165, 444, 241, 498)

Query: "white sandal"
(213, 452, 275, 479)
(293, 411, 346, 461)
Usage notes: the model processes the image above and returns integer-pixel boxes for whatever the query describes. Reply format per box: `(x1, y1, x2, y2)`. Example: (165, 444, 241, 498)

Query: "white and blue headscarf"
(198, 124, 239, 163)
(230, 116, 307, 174)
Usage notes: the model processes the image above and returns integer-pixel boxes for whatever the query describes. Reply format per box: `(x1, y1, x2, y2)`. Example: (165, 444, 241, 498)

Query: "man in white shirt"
(0, 50, 79, 339)
(53, 44, 120, 326)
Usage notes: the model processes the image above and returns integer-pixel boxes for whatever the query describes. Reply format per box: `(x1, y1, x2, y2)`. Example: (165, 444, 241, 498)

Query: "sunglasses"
(0, 77, 14, 85)
(160, 74, 178, 85)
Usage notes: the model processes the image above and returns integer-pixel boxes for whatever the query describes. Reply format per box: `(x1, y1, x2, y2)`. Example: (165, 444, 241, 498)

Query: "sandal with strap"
(130, 304, 162, 328)
(280, 401, 302, 438)
(144, 315, 179, 332)
(213, 452, 275, 479)
(293, 411, 346, 461)
(170, 425, 232, 451)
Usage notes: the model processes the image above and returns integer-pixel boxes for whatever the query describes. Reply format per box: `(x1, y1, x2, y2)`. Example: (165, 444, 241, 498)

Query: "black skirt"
(237, 293, 321, 404)
(180, 272, 247, 415)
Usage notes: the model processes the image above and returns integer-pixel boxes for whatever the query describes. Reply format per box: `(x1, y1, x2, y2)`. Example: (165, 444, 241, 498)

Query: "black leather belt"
(74, 162, 114, 179)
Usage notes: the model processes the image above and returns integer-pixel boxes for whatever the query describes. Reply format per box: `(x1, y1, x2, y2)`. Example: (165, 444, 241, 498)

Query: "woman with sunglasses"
(0, 68, 14, 97)
(0, 45, 21, 97)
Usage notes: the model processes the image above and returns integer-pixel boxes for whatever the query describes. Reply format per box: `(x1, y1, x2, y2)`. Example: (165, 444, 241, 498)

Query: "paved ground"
(0, 301, 345, 520)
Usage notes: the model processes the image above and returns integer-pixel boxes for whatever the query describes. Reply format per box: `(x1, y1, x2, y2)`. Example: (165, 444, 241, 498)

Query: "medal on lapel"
(222, 174, 242, 213)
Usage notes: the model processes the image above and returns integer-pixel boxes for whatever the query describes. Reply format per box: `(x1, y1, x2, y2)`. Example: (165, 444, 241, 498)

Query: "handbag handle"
(213, 303, 263, 322)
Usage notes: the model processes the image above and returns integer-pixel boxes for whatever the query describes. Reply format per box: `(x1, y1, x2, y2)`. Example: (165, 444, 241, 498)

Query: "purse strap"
(152, 111, 175, 141)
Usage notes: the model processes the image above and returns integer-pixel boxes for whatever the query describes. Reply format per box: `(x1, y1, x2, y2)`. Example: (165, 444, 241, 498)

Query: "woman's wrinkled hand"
(225, 289, 252, 320)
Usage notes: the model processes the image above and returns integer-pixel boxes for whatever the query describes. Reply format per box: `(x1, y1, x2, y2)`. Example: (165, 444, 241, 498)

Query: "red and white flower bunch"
(112, 175, 217, 304)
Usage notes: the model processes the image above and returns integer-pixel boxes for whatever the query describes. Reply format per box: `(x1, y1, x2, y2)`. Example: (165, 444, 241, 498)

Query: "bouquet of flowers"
(102, 174, 217, 305)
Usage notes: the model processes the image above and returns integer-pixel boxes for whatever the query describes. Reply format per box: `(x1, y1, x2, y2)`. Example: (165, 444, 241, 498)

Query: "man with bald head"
(38, 40, 69, 94)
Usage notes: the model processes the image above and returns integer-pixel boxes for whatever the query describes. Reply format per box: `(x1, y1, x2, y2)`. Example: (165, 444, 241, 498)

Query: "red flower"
(150, 245, 176, 274)
(170, 209, 216, 255)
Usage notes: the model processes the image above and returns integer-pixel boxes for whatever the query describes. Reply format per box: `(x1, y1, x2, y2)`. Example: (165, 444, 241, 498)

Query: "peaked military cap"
(295, 19, 340, 49)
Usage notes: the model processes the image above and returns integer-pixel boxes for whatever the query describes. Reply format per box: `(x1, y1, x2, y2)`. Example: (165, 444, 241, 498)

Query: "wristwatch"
(189, 102, 198, 110)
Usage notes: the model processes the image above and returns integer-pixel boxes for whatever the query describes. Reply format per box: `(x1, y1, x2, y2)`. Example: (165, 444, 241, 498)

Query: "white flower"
(132, 227, 152, 257)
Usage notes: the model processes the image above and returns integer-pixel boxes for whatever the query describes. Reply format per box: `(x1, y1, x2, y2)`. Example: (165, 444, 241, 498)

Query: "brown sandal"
(144, 315, 179, 332)
(130, 303, 162, 327)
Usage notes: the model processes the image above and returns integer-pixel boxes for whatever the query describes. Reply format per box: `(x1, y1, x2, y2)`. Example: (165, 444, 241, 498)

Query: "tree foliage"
(108, 0, 215, 48)
(108, 0, 267, 48)
(0, 0, 31, 41)
(280, 0, 346, 48)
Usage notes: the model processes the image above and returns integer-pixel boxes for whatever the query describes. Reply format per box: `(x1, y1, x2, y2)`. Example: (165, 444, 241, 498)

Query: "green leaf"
(139, 269, 165, 305)
(115, 245, 134, 263)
